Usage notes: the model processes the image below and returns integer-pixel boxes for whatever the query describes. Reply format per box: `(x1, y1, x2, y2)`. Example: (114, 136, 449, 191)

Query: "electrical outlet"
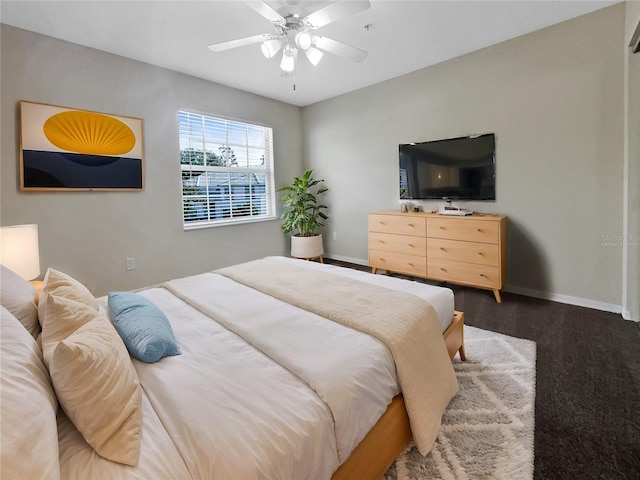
(332, 231, 338, 241)
(125, 258, 136, 271)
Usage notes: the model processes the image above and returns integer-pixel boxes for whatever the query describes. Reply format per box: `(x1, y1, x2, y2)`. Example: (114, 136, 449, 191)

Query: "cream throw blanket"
(215, 258, 458, 455)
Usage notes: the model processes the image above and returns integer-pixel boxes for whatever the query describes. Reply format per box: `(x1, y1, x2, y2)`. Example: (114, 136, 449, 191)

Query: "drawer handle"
(439, 226, 446, 230)
(408, 263, 414, 267)
(379, 240, 385, 245)
(408, 243, 414, 247)
(477, 252, 484, 256)
(480, 273, 486, 277)
(440, 247, 446, 251)
(379, 222, 386, 225)
(440, 268, 447, 272)
(477, 228, 483, 233)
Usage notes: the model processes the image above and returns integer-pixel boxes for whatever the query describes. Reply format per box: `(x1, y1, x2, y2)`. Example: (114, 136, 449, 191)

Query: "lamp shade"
(0, 224, 40, 280)
(260, 39, 282, 59)
(280, 47, 296, 73)
(305, 46, 324, 66)
(295, 31, 312, 50)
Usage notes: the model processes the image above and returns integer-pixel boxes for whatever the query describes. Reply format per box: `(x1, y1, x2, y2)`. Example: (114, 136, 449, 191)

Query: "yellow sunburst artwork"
(43, 110, 136, 156)
(20, 101, 144, 191)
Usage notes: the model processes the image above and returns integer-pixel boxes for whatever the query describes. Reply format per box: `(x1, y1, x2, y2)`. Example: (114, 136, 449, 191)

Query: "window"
(178, 111, 276, 229)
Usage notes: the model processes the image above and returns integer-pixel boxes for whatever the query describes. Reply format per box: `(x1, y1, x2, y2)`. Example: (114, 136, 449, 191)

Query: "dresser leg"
(493, 289, 502, 303)
(371, 267, 377, 274)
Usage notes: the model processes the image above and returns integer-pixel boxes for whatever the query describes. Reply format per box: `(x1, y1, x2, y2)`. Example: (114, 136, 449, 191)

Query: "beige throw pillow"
(43, 295, 142, 466)
(41, 294, 97, 365)
(38, 268, 98, 327)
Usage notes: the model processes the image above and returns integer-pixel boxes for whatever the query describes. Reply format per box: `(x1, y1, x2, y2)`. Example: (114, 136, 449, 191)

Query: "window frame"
(178, 109, 277, 230)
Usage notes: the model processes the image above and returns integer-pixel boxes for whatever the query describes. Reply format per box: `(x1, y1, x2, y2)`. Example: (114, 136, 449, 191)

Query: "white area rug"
(384, 326, 536, 480)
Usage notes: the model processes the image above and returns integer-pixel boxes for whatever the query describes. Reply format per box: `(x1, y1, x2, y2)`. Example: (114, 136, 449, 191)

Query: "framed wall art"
(20, 101, 144, 191)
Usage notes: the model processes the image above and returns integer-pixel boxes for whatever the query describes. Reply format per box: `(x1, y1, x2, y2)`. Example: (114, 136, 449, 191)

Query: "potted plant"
(278, 169, 329, 260)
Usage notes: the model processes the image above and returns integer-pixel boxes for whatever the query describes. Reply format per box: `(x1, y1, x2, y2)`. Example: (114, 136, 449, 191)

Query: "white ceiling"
(0, 0, 619, 106)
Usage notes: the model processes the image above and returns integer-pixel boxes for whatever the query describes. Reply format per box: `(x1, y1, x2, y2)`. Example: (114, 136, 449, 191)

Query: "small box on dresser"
(368, 211, 507, 303)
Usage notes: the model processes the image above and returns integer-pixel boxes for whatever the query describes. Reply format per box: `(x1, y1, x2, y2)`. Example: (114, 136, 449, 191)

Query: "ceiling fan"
(208, 0, 371, 76)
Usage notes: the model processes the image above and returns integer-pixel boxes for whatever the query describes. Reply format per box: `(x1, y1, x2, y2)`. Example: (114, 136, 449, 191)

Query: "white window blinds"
(179, 111, 276, 229)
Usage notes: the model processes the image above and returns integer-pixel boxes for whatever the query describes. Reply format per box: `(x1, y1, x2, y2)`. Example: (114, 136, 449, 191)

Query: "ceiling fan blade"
(208, 33, 272, 52)
(305, 0, 370, 29)
(313, 35, 368, 63)
(243, 0, 286, 24)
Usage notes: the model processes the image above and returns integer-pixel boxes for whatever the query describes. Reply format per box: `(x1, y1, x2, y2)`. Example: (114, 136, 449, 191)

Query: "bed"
(0, 256, 465, 480)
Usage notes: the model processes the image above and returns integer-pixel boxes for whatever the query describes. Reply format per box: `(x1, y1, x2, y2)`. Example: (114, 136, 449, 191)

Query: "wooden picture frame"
(20, 101, 144, 191)
(630, 18, 640, 54)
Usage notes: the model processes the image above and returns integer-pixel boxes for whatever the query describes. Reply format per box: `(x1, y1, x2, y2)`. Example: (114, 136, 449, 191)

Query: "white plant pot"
(291, 234, 324, 259)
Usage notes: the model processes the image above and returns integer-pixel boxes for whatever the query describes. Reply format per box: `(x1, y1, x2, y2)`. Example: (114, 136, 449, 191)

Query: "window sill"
(183, 215, 279, 231)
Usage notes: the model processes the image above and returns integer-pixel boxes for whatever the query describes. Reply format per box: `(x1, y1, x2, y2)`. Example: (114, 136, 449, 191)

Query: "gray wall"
(2, 5, 636, 318)
(1, 25, 303, 295)
(625, 1, 640, 321)
(302, 5, 628, 313)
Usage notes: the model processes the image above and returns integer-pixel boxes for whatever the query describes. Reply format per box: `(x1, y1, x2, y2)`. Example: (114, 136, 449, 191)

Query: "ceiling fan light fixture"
(260, 38, 282, 59)
(295, 31, 312, 50)
(304, 46, 324, 66)
(209, 1, 371, 77)
(280, 46, 297, 73)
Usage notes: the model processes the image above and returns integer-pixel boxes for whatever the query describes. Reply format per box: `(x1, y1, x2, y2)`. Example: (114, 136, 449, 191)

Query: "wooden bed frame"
(331, 310, 466, 480)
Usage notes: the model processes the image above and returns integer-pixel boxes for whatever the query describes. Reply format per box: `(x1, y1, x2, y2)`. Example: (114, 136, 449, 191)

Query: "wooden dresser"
(368, 211, 507, 303)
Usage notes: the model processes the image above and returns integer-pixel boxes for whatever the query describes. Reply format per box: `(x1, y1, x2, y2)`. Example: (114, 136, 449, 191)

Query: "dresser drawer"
(428, 259, 501, 289)
(369, 232, 427, 256)
(428, 218, 499, 244)
(369, 214, 426, 236)
(427, 238, 499, 267)
(369, 249, 427, 277)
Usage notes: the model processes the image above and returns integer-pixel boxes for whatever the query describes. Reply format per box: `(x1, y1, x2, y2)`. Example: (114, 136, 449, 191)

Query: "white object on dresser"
(438, 205, 473, 216)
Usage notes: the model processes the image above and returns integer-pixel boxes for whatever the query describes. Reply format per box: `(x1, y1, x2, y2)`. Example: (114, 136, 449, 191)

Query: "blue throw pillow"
(108, 292, 181, 363)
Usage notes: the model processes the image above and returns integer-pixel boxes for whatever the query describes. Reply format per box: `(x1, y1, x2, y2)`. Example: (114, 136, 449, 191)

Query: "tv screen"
(399, 133, 496, 200)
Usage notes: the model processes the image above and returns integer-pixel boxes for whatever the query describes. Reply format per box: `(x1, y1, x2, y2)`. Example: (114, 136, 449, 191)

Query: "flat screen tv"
(399, 133, 496, 200)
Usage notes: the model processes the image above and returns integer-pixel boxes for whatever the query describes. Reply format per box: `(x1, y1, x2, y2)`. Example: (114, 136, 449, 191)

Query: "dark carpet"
(325, 259, 640, 480)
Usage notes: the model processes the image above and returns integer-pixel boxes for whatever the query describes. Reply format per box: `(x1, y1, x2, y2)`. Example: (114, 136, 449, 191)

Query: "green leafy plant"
(278, 169, 328, 237)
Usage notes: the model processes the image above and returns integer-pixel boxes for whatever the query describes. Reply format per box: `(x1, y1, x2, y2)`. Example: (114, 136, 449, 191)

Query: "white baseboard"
(325, 254, 369, 267)
(504, 285, 624, 316)
(325, 255, 626, 317)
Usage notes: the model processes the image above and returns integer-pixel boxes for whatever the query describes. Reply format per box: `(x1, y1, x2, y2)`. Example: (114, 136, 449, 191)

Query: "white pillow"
(43, 296, 142, 466)
(0, 265, 40, 338)
(0, 306, 60, 479)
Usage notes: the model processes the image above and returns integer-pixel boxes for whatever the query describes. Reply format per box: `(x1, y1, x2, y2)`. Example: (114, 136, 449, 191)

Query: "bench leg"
(458, 343, 467, 361)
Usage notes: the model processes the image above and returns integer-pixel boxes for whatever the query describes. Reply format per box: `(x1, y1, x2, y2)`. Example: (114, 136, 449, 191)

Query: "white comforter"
(58, 257, 454, 480)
